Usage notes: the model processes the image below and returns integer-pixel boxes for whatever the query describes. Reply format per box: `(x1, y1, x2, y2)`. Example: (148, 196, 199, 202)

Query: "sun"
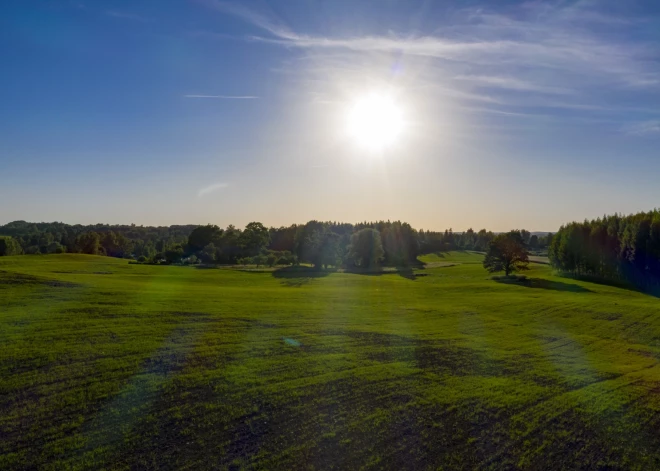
(347, 93, 404, 151)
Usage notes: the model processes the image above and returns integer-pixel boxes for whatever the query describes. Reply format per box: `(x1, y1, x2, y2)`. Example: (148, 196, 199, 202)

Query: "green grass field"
(2, 253, 660, 470)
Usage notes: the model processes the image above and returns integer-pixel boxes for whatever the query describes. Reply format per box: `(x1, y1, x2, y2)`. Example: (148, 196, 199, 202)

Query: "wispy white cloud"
(198, 0, 298, 40)
(625, 76, 660, 88)
(201, 1, 660, 136)
(253, 30, 654, 92)
(184, 95, 259, 99)
(622, 120, 660, 136)
(198, 182, 228, 197)
(434, 86, 503, 104)
(207, 2, 659, 91)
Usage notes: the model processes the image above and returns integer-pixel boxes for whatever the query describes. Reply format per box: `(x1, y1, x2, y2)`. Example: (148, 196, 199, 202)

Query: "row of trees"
(549, 210, 660, 290)
(9, 210, 658, 286)
(0, 219, 555, 269)
(186, 221, 407, 268)
(0, 221, 193, 258)
(418, 228, 552, 254)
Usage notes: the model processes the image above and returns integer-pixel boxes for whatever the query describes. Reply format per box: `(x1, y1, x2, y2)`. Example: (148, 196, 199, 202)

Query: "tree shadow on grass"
(272, 266, 333, 286)
(409, 258, 427, 268)
(397, 268, 417, 280)
(560, 273, 630, 288)
(345, 266, 427, 281)
(272, 265, 427, 283)
(494, 276, 592, 293)
(558, 273, 660, 299)
(272, 266, 334, 279)
(194, 264, 220, 269)
(396, 268, 430, 280)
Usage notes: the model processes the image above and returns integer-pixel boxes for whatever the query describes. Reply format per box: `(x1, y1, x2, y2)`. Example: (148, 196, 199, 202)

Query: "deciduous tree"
(347, 228, 384, 268)
(483, 231, 530, 276)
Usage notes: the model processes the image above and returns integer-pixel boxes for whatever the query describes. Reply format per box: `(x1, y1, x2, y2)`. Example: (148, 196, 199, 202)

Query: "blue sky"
(1, 0, 659, 231)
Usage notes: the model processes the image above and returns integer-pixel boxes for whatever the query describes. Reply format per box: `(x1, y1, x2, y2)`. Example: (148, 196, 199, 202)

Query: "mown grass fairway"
(3, 253, 660, 470)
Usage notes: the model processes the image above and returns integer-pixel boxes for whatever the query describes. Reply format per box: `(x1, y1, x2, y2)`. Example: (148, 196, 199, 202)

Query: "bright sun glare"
(347, 93, 403, 151)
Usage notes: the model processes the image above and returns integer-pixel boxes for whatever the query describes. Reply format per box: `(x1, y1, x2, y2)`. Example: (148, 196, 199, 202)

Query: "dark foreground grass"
(2, 253, 660, 470)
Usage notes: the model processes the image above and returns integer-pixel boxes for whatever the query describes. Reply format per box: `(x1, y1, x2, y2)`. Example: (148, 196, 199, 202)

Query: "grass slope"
(2, 253, 660, 470)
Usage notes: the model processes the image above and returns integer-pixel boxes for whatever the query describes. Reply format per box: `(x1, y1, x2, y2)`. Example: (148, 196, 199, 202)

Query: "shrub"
(186, 255, 199, 265)
(252, 254, 267, 267)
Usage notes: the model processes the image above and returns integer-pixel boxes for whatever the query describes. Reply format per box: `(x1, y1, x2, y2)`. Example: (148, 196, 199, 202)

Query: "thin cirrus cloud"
(198, 182, 228, 197)
(622, 121, 660, 136)
(206, 0, 658, 86)
(194, 0, 660, 145)
(202, 0, 660, 129)
(199, 0, 297, 41)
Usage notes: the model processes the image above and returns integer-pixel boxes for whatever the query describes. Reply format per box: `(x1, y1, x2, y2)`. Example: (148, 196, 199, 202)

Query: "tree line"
(0, 219, 554, 268)
(10, 210, 658, 289)
(0, 221, 195, 260)
(549, 210, 660, 290)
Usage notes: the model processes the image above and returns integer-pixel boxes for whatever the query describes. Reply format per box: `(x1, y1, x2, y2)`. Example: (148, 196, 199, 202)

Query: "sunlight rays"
(346, 92, 405, 153)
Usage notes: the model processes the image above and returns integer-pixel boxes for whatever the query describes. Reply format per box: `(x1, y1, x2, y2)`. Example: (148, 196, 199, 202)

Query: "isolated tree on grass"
(483, 231, 529, 276)
(347, 228, 384, 268)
